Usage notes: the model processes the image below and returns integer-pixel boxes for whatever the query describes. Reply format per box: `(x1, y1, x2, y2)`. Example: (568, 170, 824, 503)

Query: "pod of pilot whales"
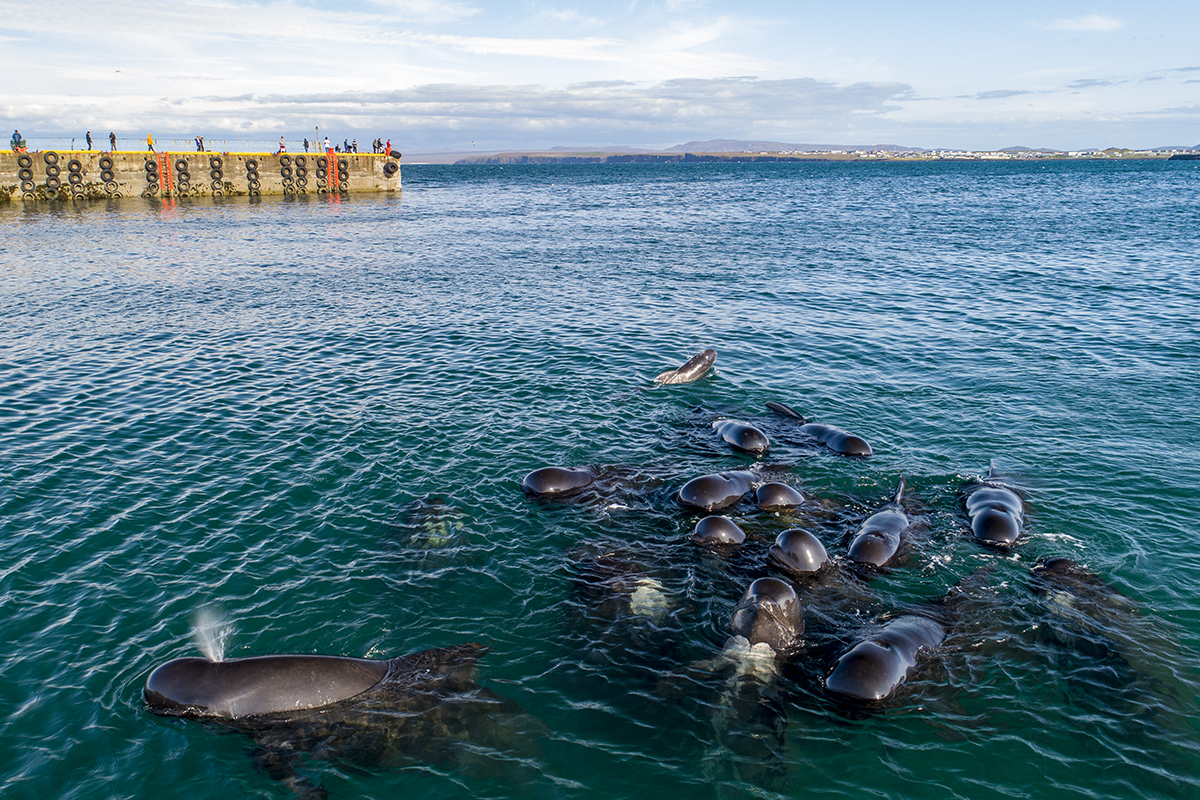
(142, 347, 1123, 793)
(520, 347, 1029, 704)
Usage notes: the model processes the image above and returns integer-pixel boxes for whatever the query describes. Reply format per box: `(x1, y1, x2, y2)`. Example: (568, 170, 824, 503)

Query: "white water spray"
(191, 606, 234, 662)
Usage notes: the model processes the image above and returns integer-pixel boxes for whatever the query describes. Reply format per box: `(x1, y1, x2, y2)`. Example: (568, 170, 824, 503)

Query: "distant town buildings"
(740, 146, 1198, 160)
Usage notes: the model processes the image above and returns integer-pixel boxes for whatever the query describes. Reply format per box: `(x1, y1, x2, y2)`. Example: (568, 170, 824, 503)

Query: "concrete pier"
(2, 149, 401, 201)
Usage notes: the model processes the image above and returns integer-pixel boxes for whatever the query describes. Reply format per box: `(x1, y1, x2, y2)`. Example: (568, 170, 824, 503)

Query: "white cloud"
(0, 77, 913, 149)
(1, 1, 1196, 151)
(1048, 15, 1125, 32)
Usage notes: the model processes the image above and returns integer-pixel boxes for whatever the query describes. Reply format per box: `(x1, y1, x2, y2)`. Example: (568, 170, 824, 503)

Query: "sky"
(2, 0, 1198, 152)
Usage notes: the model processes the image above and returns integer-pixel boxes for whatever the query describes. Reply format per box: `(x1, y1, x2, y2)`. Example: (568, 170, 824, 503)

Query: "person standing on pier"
(323, 136, 330, 151)
(109, 131, 116, 150)
(303, 138, 309, 153)
(147, 133, 154, 152)
(278, 136, 286, 154)
(86, 131, 93, 150)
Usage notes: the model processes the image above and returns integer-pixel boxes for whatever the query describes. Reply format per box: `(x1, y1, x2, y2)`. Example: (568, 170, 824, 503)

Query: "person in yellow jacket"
(147, 133, 155, 152)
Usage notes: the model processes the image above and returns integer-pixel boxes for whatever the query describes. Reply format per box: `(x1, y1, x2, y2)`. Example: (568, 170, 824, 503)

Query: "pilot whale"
(655, 348, 717, 385)
(825, 615, 945, 702)
(677, 470, 755, 512)
(728, 577, 805, 656)
(521, 466, 597, 497)
(767, 528, 830, 577)
(145, 643, 540, 794)
(963, 465, 1024, 545)
(846, 478, 908, 568)
(712, 419, 770, 455)
(690, 515, 747, 547)
(755, 482, 806, 511)
(765, 401, 873, 456)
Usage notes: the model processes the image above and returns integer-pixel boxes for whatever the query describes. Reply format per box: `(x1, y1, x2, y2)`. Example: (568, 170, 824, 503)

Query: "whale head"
(767, 528, 829, 575)
(689, 515, 747, 548)
(728, 577, 804, 653)
(144, 654, 389, 720)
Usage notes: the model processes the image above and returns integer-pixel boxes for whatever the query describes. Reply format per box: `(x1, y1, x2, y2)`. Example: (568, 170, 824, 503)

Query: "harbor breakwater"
(2, 149, 401, 201)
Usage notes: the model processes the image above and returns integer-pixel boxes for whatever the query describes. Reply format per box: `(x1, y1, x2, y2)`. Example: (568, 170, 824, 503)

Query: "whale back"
(144, 655, 389, 719)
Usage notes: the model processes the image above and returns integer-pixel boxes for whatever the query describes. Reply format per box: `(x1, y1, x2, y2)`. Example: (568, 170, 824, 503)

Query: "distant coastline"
(397, 137, 1200, 165)
(450, 147, 1199, 166)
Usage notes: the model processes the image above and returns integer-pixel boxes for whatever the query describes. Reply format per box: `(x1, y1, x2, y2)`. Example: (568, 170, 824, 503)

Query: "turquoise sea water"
(2, 160, 1199, 799)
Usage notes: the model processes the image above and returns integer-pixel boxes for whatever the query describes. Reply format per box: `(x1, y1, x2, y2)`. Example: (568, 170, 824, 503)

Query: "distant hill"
(547, 145, 647, 153)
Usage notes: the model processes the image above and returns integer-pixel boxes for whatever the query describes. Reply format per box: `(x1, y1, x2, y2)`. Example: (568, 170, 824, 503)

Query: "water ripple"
(2, 161, 1200, 799)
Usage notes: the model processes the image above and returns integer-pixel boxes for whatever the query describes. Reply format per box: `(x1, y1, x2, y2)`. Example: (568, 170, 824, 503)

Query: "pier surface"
(3, 150, 401, 201)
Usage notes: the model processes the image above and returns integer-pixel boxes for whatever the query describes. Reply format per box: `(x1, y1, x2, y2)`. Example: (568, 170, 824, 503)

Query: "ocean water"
(2, 159, 1199, 800)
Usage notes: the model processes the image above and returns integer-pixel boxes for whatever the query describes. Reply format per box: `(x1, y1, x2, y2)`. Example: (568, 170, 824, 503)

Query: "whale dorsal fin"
(765, 401, 807, 422)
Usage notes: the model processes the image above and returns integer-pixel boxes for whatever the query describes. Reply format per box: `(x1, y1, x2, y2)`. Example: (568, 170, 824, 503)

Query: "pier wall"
(1, 150, 401, 201)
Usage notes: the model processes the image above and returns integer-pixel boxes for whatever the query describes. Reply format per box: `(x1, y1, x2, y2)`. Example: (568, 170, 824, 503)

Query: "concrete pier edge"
(2, 149, 401, 201)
